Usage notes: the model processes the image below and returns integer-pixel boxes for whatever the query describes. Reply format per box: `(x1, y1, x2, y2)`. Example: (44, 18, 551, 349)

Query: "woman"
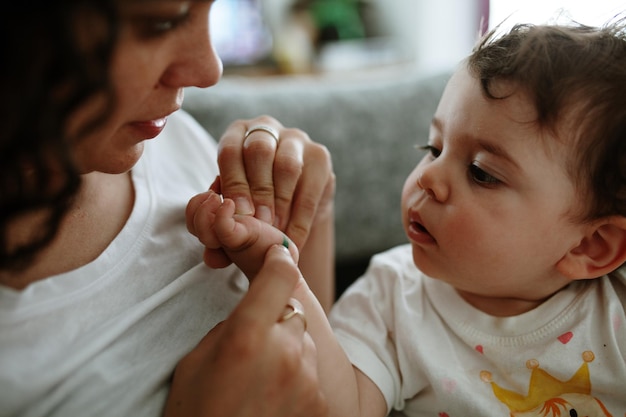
(0, 1, 334, 416)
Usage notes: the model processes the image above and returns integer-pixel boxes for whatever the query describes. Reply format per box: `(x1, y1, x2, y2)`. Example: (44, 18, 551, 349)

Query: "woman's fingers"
(217, 116, 334, 248)
(241, 122, 281, 223)
(271, 131, 304, 230)
(282, 143, 334, 248)
(232, 244, 304, 329)
(217, 117, 279, 218)
(277, 297, 308, 333)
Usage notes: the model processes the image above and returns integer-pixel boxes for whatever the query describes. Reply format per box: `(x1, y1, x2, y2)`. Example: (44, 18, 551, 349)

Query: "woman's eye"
(469, 163, 500, 186)
(417, 145, 441, 158)
(131, 12, 190, 38)
(145, 15, 187, 35)
(151, 19, 176, 32)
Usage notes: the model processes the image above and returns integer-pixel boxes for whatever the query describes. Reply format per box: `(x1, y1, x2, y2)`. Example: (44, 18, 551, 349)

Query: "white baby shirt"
(330, 244, 626, 417)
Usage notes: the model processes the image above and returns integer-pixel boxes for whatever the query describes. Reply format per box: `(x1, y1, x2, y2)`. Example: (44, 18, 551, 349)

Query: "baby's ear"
(556, 216, 626, 280)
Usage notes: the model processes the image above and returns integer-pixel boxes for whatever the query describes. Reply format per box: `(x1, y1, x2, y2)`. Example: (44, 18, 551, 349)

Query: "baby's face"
(401, 66, 587, 315)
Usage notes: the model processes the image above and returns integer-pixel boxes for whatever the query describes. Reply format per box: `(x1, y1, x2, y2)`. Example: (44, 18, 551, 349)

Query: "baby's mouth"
(407, 209, 436, 243)
(411, 220, 436, 243)
(414, 222, 430, 235)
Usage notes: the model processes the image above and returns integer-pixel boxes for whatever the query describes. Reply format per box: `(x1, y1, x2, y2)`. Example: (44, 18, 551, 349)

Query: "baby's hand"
(187, 190, 299, 279)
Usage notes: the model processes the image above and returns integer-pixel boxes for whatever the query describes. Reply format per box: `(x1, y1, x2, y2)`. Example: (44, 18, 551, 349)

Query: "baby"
(189, 18, 626, 417)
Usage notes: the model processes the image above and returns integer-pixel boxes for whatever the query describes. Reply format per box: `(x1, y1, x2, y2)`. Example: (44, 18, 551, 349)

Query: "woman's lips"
(129, 117, 168, 139)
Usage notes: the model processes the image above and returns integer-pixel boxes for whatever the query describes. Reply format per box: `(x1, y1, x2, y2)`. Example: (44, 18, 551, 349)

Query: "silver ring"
(278, 302, 307, 331)
(244, 125, 280, 143)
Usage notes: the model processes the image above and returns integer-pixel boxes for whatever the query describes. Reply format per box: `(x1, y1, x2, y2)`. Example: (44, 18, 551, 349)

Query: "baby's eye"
(469, 163, 500, 186)
(417, 145, 441, 158)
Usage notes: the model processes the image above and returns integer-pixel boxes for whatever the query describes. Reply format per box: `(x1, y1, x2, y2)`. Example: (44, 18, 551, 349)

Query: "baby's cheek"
(443, 211, 489, 251)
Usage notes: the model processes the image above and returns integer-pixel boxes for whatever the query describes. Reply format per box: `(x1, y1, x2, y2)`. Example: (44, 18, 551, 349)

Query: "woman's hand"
(187, 116, 336, 310)
(163, 245, 328, 417)
(215, 116, 334, 246)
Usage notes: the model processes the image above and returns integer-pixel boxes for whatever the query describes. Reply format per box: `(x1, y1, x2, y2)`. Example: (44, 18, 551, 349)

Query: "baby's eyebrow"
(475, 139, 521, 172)
(431, 117, 522, 172)
(430, 117, 443, 133)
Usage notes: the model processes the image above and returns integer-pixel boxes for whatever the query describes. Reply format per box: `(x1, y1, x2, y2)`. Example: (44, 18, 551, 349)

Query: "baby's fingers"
(188, 191, 223, 249)
(186, 191, 211, 236)
(203, 247, 233, 269)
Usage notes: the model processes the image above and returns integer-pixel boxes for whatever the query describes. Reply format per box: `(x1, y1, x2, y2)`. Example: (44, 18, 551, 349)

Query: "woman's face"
(69, 0, 222, 174)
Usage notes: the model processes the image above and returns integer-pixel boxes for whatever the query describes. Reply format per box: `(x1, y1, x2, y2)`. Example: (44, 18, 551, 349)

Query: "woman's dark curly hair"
(0, 0, 118, 270)
(467, 17, 626, 223)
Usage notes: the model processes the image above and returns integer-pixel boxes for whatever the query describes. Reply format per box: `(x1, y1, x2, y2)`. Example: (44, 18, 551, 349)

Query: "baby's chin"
(409, 247, 443, 279)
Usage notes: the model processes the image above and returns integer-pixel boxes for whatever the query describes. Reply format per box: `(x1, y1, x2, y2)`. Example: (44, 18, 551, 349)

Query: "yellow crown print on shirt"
(480, 351, 614, 417)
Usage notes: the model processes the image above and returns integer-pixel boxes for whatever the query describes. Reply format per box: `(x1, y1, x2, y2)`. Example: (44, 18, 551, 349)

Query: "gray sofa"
(182, 68, 451, 295)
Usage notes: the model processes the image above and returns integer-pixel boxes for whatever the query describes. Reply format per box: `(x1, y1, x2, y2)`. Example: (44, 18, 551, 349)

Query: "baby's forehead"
(461, 66, 580, 144)
(441, 67, 577, 169)
(443, 67, 542, 131)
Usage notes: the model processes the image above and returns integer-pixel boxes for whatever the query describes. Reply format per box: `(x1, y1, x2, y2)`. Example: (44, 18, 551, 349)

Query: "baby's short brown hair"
(468, 17, 626, 222)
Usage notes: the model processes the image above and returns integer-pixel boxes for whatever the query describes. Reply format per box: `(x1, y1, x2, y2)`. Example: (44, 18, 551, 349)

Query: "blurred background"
(193, 0, 624, 296)
(210, 0, 625, 76)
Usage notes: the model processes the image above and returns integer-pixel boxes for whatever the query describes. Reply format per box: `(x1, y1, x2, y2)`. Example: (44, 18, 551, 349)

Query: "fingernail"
(273, 214, 282, 228)
(234, 197, 253, 215)
(256, 205, 272, 223)
(206, 191, 220, 204)
(271, 244, 293, 260)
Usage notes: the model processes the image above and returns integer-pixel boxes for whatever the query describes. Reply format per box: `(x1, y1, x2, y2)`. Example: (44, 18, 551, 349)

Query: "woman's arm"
(296, 177, 335, 312)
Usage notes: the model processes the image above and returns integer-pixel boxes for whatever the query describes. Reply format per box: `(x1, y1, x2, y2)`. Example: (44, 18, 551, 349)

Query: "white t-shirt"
(0, 111, 248, 417)
(329, 244, 626, 416)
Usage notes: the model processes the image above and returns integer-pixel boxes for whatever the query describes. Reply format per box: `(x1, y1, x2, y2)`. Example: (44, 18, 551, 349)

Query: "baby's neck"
(455, 288, 561, 317)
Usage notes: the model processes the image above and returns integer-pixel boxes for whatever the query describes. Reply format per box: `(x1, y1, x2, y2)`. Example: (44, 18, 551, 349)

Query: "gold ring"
(278, 302, 307, 331)
(244, 125, 280, 143)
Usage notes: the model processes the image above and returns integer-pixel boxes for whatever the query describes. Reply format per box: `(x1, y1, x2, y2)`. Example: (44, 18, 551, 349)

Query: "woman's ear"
(556, 216, 626, 280)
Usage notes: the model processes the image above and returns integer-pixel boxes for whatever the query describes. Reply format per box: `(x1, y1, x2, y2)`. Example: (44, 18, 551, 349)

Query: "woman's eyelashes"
(124, 2, 192, 39)
(135, 13, 190, 37)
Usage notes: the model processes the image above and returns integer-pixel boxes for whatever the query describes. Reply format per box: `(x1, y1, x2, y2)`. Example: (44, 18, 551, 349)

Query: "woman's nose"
(417, 160, 450, 203)
(160, 21, 223, 89)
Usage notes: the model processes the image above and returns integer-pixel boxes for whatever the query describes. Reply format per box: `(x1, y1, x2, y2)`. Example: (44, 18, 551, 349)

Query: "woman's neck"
(0, 171, 134, 290)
